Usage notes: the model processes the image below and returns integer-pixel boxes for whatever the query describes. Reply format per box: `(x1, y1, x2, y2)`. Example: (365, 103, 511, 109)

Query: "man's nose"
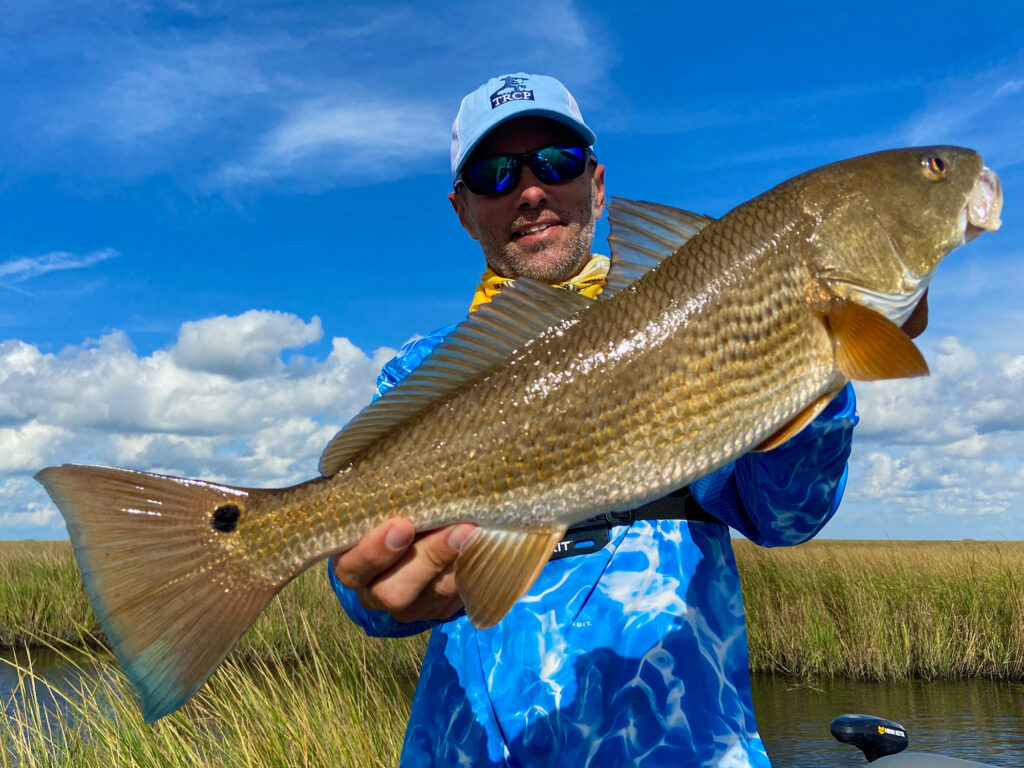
(515, 165, 548, 208)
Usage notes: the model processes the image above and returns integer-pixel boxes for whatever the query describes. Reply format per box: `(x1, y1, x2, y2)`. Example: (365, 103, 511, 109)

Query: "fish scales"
(34, 146, 1003, 720)
(241, 180, 840, 585)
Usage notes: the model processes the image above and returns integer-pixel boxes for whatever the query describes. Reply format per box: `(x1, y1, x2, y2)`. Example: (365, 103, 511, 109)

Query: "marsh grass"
(2, 541, 426, 767)
(736, 539, 1024, 681)
(2, 624, 422, 767)
(0, 540, 425, 671)
(0, 542, 98, 649)
(4, 539, 1024, 765)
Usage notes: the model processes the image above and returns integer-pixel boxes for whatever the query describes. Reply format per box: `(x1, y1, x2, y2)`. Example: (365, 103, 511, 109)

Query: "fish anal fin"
(755, 389, 842, 452)
(454, 525, 567, 629)
(827, 299, 930, 381)
(34, 464, 281, 721)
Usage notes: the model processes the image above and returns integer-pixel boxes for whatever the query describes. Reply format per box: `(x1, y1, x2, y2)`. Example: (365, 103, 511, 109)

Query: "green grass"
(0, 541, 98, 649)
(2, 622, 422, 768)
(3, 539, 1023, 766)
(2, 540, 426, 767)
(735, 539, 1024, 681)
(0, 540, 424, 671)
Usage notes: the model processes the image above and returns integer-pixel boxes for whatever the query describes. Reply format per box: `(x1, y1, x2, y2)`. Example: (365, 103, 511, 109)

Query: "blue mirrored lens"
(532, 145, 585, 182)
(460, 144, 588, 195)
(463, 155, 521, 194)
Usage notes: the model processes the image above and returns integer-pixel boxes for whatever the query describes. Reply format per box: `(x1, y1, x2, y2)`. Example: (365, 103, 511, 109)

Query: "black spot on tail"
(212, 504, 241, 533)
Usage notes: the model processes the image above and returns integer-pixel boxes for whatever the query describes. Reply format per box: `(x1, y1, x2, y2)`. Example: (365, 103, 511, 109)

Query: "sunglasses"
(457, 144, 591, 196)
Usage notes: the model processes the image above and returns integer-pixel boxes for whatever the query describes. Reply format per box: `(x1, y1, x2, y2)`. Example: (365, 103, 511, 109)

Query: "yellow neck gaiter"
(469, 254, 609, 313)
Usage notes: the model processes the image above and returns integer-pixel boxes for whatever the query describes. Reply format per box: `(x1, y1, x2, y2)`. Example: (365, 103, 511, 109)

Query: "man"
(329, 73, 858, 767)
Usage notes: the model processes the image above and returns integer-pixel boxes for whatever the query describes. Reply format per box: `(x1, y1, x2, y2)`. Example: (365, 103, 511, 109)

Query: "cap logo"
(490, 76, 534, 109)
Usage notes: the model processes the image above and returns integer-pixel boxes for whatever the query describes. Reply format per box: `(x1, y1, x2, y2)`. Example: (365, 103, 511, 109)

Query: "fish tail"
(35, 463, 281, 721)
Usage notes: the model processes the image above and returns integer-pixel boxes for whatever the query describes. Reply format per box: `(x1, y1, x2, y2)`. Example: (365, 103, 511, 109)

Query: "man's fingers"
(332, 519, 416, 590)
(333, 521, 479, 622)
(394, 593, 466, 625)
(365, 525, 476, 616)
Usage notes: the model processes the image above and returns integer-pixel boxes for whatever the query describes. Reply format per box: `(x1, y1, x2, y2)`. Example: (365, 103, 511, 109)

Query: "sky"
(1, 0, 1022, 540)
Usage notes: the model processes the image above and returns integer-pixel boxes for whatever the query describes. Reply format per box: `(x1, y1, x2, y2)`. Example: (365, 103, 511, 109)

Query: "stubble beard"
(482, 206, 597, 284)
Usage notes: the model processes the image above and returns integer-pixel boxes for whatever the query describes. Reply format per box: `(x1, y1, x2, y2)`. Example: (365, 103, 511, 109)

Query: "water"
(1, 647, 102, 723)
(753, 675, 1024, 766)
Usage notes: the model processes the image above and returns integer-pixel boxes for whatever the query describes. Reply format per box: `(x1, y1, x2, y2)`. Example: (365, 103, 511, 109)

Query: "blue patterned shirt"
(329, 323, 858, 767)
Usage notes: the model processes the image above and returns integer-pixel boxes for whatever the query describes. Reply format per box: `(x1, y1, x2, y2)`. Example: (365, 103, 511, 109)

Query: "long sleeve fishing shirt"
(329, 323, 858, 768)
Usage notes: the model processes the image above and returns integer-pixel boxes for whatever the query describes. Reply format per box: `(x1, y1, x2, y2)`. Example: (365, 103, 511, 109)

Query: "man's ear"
(449, 190, 480, 241)
(591, 162, 606, 221)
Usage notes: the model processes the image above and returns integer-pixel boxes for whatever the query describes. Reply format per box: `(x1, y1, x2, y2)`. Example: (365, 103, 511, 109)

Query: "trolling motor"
(830, 714, 995, 766)
(831, 715, 908, 761)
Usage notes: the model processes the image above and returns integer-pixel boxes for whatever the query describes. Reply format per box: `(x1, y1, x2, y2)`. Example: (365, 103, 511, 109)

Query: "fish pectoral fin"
(754, 389, 843, 452)
(34, 464, 281, 721)
(826, 298, 930, 381)
(454, 524, 567, 629)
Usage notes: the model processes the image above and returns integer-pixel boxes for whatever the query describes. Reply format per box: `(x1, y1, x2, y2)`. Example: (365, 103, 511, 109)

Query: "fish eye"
(922, 153, 947, 181)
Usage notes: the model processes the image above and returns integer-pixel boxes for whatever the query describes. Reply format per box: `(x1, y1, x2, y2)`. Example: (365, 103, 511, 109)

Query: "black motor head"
(831, 714, 908, 762)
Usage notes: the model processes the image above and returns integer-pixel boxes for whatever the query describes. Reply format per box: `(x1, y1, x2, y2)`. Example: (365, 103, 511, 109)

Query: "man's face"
(449, 116, 606, 283)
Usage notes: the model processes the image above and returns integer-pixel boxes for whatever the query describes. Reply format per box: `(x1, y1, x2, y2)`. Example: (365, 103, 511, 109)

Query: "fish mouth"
(838, 165, 1003, 326)
(963, 167, 1003, 242)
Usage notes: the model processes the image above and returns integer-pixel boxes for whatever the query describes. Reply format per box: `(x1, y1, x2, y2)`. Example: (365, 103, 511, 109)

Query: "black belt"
(550, 486, 722, 561)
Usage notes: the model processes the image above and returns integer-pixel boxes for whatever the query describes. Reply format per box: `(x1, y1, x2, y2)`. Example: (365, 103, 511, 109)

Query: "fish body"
(36, 147, 1003, 720)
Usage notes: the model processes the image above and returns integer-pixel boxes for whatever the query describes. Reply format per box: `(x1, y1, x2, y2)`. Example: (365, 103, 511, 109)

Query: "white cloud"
(173, 310, 324, 379)
(932, 336, 980, 377)
(4, 1, 611, 188)
(213, 97, 450, 187)
(4, 305, 1024, 539)
(0, 313, 395, 530)
(46, 37, 277, 146)
(941, 434, 988, 458)
(0, 248, 118, 286)
(1003, 354, 1024, 379)
(0, 422, 68, 473)
(995, 80, 1024, 98)
(269, 101, 437, 160)
(0, 477, 60, 534)
(847, 334, 1024, 528)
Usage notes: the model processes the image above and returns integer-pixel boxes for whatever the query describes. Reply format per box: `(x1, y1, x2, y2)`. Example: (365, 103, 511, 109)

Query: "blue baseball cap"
(450, 72, 597, 181)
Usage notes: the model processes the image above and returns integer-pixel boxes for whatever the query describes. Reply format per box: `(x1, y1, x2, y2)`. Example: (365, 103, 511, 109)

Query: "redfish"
(37, 147, 1002, 720)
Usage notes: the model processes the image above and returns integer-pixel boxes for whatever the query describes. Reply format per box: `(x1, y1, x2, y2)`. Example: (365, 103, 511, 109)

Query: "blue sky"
(1, 1, 1021, 540)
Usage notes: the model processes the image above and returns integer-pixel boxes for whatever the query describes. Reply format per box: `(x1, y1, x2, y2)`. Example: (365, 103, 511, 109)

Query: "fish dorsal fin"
(319, 279, 593, 476)
(604, 197, 715, 297)
(455, 524, 567, 629)
(826, 298, 929, 381)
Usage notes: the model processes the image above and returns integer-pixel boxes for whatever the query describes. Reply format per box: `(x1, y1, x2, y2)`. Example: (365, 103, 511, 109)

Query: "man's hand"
(333, 519, 477, 624)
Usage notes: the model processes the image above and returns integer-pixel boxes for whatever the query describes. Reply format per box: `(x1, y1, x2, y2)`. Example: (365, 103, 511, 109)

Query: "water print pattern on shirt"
(401, 519, 768, 767)
(329, 327, 857, 767)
